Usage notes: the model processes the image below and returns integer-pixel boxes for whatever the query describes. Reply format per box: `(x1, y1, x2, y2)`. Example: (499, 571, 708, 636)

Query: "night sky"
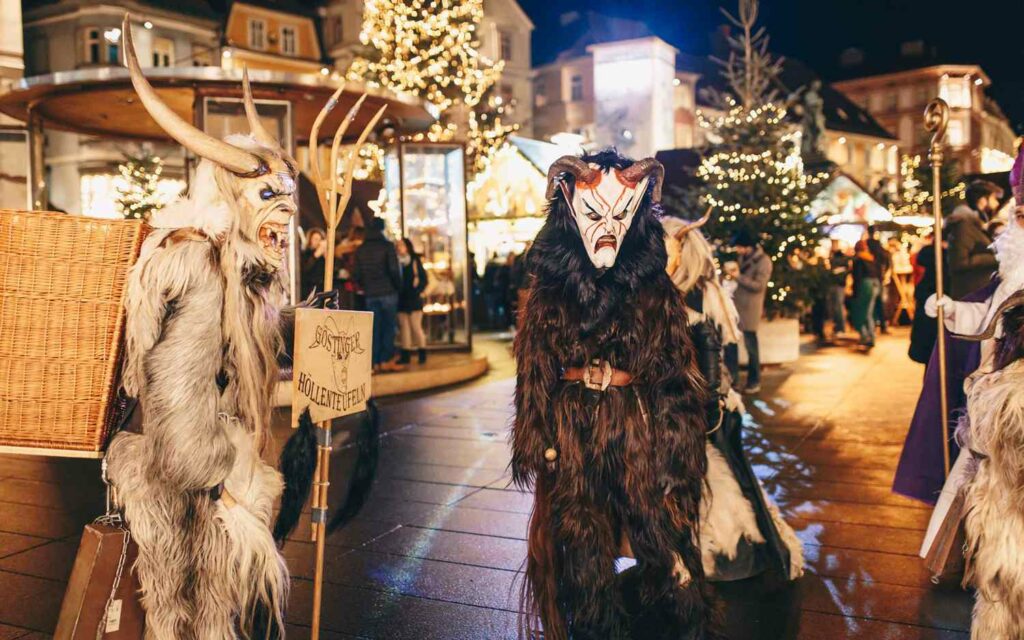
(518, 0, 1024, 131)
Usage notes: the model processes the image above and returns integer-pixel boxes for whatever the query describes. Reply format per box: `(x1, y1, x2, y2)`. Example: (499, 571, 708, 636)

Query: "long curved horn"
(953, 290, 1024, 342)
(620, 157, 665, 203)
(121, 15, 266, 177)
(242, 65, 280, 151)
(674, 205, 714, 240)
(545, 155, 599, 199)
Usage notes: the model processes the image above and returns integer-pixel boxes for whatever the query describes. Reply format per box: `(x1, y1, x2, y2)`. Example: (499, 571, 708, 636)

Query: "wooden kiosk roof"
(0, 67, 436, 142)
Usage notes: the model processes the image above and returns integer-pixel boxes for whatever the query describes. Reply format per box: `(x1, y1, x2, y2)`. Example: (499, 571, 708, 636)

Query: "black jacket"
(908, 243, 946, 363)
(353, 229, 401, 298)
(398, 255, 429, 313)
(300, 249, 326, 299)
(947, 205, 996, 300)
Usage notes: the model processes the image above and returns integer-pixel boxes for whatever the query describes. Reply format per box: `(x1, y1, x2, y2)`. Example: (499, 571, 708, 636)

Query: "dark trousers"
(827, 286, 846, 331)
(724, 330, 761, 387)
(366, 293, 399, 365)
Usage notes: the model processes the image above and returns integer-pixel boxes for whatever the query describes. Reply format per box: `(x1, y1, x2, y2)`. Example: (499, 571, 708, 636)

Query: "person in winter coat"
(353, 217, 405, 372)
(947, 180, 1003, 300)
(908, 233, 947, 364)
(725, 229, 773, 393)
(850, 240, 883, 349)
(396, 237, 429, 365)
(300, 227, 327, 299)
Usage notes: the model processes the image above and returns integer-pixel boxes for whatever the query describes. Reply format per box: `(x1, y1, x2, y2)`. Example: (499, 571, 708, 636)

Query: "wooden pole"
(305, 91, 386, 640)
(924, 98, 951, 477)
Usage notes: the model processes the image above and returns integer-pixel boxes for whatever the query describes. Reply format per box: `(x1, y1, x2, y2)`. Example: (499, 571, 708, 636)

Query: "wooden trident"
(306, 84, 386, 640)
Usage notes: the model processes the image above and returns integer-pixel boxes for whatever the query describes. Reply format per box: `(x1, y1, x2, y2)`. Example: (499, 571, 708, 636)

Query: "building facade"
(531, 13, 899, 189)
(20, 0, 223, 214)
(222, 1, 323, 75)
(834, 65, 1018, 174)
(15, 0, 331, 215)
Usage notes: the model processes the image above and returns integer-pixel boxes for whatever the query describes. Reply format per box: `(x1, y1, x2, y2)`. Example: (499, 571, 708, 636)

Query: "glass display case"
(383, 142, 471, 349)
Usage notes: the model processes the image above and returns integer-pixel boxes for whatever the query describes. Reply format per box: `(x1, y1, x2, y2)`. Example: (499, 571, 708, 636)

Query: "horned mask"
(546, 156, 664, 269)
(122, 16, 296, 269)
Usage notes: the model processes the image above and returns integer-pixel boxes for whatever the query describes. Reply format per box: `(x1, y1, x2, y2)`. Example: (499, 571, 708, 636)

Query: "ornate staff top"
(924, 98, 950, 165)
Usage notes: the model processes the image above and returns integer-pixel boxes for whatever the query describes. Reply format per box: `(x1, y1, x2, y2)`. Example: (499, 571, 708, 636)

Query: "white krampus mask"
(123, 17, 296, 269)
(547, 156, 664, 269)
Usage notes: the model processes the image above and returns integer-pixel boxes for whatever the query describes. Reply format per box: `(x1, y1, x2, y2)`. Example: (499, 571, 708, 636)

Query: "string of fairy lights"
(348, 0, 517, 178)
(696, 101, 830, 308)
(350, 0, 502, 112)
(887, 153, 965, 219)
(116, 153, 166, 220)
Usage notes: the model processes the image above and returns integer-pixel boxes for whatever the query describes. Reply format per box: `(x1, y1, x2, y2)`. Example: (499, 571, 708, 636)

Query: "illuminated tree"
(116, 151, 166, 221)
(890, 153, 964, 219)
(694, 0, 827, 317)
(349, 0, 517, 176)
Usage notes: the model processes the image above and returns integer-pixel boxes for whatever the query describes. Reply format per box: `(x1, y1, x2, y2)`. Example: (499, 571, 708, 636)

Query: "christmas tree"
(116, 151, 165, 221)
(890, 153, 964, 219)
(695, 0, 828, 317)
(349, 0, 518, 176)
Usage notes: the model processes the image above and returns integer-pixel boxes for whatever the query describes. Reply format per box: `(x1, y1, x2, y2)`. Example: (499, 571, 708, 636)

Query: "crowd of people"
(474, 247, 532, 331)
(299, 217, 430, 373)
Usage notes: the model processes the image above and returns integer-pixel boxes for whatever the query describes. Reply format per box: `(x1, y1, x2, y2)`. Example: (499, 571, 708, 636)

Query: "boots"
(397, 349, 411, 365)
(418, 348, 427, 365)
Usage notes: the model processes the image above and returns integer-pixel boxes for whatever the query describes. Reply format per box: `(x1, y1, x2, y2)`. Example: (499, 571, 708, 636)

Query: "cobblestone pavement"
(0, 331, 971, 639)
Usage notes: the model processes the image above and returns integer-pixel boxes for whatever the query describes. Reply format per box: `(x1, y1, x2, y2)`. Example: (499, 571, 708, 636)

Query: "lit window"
(249, 19, 266, 50)
(281, 26, 297, 56)
(84, 28, 101, 64)
(570, 74, 584, 102)
(947, 118, 966, 147)
(152, 37, 174, 67)
(499, 31, 512, 62)
(939, 75, 972, 109)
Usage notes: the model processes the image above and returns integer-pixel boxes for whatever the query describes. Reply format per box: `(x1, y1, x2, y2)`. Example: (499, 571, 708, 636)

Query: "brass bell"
(544, 448, 558, 462)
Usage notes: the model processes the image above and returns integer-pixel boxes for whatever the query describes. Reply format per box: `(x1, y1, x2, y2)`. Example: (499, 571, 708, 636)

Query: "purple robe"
(892, 280, 999, 505)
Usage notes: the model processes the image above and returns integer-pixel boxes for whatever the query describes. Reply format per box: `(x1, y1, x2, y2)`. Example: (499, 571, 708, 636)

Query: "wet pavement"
(0, 330, 972, 639)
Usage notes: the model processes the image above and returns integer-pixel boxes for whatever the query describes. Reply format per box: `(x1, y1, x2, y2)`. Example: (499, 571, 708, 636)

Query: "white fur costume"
(106, 150, 293, 639)
(663, 217, 804, 580)
(961, 359, 1024, 639)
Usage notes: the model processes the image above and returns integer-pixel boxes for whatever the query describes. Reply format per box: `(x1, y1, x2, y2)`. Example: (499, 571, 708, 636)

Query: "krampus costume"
(513, 151, 716, 640)
(919, 152, 1024, 572)
(662, 216, 803, 582)
(959, 151, 1024, 639)
(104, 20, 296, 638)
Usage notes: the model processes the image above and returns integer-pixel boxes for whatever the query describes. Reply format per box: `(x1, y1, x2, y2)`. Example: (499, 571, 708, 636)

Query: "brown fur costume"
(513, 150, 716, 639)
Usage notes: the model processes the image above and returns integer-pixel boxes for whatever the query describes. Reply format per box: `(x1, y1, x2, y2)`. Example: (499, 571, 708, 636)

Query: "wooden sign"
(291, 309, 373, 427)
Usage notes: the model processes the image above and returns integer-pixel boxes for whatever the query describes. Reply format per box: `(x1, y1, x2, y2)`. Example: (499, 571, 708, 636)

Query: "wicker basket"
(0, 210, 146, 457)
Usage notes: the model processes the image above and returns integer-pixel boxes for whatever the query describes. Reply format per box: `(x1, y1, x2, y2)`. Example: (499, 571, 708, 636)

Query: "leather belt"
(562, 360, 633, 391)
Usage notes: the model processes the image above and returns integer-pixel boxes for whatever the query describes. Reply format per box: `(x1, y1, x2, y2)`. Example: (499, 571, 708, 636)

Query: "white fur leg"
(759, 484, 805, 579)
(699, 444, 764, 576)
